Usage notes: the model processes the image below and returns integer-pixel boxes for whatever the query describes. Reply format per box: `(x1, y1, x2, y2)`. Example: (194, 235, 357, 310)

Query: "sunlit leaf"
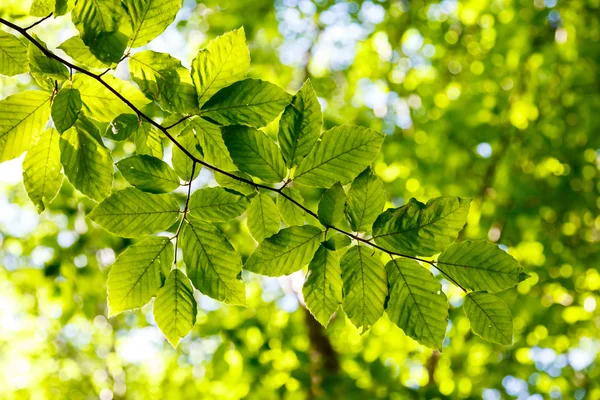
(192, 27, 250, 107)
(51, 88, 82, 134)
(125, 0, 182, 48)
(277, 187, 305, 226)
(0, 90, 51, 162)
(277, 79, 322, 168)
(88, 187, 180, 237)
(293, 125, 384, 188)
(171, 127, 202, 181)
(345, 168, 386, 233)
(373, 197, 471, 257)
(222, 125, 287, 183)
(201, 79, 292, 128)
(341, 245, 387, 332)
(187, 187, 250, 222)
(190, 117, 236, 171)
(464, 292, 513, 345)
(436, 240, 529, 293)
(28, 34, 69, 81)
(0, 31, 29, 76)
(107, 237, 173, 316)
(246, 192, 280, 242)
(116, 154, 180, 193)
(317, 182, 346, 227)
(153, 269, 197, 348)
(22, 128, 63, 213)
(386, 258, 448, 350)
(303, 245, 342, 327)
(215, 170, 255, 196)
(58, 35, 113, 69)
(104, 113, 138, 141)
(322, 233, 351, 250)
(245, 225, 322, 276)
(181, 218, 246, 305)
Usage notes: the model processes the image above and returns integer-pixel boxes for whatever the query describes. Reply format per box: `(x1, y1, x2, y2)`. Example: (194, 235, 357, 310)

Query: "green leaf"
(436, 240, 528, 293)
(372, 197, 471, 257)
(317, 182, 346, 227)
(187, 187, 250, 222)
(277, 79, 322, 168)
(277, 187, 305, 226)
(191, 27, 250, 107)
(463, 292, 513, 345)
(341, 245, 387, 332)
(201, 79, 292, 128)
(190, 117, 236, 171)
(116, 154, 180, 193)
(172, 127, 202, 181)
(346, 168, 386, 232)
(107, 237, 173, 316)
(293, 125, 385, 188)
(58, 36, 113, 69)
(105, 114, 138, 141)
(385, 258, 448, 350)
(27, 34, 69, 81)
(125, 0, 183, 48)
(0, 90, 51, 162)
(29, 0, 54, 17)
(71, 0, 131, 64)
(246, 192, 280, 242)
(245, 225, 322, 276)
(0, 31, 29, 76)
(322, 233, 351, 250)
(133, 121, 163, 158)
(153, 269, 197, 348)
(181, 219, 246, 306)
(72, 74, 150, 122)
(222, 125, 287, 183)
(51, 88, 82, 134)
(215, 170, 255, 196)
(59, 116, 113, 201)
(129, 50, 198, 114)
(88, 187, 180, 237)
(22, 128, 63, 213)
(303, 245, 342, 327)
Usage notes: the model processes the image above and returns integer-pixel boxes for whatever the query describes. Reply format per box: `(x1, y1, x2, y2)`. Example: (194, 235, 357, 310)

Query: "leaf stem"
(172, 162, 197, 265)
(0, 17, 468, 293)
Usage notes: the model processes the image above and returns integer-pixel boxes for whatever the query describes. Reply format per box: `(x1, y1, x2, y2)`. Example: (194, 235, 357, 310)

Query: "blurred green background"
(1, 0, 599, 398)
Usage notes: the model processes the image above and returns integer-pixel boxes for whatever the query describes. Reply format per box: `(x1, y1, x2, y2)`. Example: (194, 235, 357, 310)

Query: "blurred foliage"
(1, 0, 599, 399)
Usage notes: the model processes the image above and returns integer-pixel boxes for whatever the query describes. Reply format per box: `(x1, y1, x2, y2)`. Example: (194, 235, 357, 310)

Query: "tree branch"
(0, 17, 466, 291)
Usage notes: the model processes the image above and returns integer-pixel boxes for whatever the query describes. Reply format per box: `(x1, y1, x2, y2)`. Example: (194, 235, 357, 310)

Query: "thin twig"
(0, 16, 466, 291)
(173, 162, 197, 265)
(23, 13, 52, 31)
(164, 115, 192, 130)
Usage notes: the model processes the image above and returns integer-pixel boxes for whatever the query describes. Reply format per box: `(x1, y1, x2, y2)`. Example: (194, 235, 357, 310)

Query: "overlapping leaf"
(153, 269, 197, 348)
(181, 219, 246, 305)
(293, 125, 384, 188)
(215, 170, 255, 195)
(88, 187, 180, 237)
(464, 292, 513, 345)
(436, 240, 528, 293)
(317, 182, 346, 227)
(322, 233, 351, 250)
(277, 187, 305, 226)
(51, 88, 82, 134)
(246, 192, 280, 242)
(117, 154, 180, 193)
(386, 258, 448, 349)
(58, 36, 113, 69)
(105, 114, 138, 141)
(133, 121, 163, 158)
(22, 128, 63, 213)
(107, 237, 173, 316)
(0, 90, 51, 162)
(28, 34, 69, 80)
(72, 74, 150, 122)
(277, 79, 322, 168)
(129, 50, 198, 113)
(346, 168, 386, 232)
(125, 0, 183, 48)
(341, 245, 387, 331)
(59, 116, 113, 201)
(187, 187, 250, 222)
(303, 245, 342, 327)
(171, 127, 202, 181)
(373, 197, 471, 256)
(190, 117, 236, 171)
(222, 125, 286, 183)
(192, 27, 250, 106)
(245, 225, 322, 276)
(201, 79, 292, 128)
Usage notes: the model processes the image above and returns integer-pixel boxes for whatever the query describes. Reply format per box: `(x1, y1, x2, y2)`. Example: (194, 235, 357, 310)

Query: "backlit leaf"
(187, 186, 250, 222)
(171, 127, 202, 181)
(246, 192, 280, 242)
(116, 154, 180, 193)
(125, 0, 182, 48)
(58, 35, 113, 69)
(277, 187, 305, 226)
(345, 168, 385, 232)
(190, 117, 236, 171)
(0, 31, 29, 76)
(28, 34, 69, 81)
(317, 182, 346, 227)
(464, 292, 513, 345)
(215, 170, 255, 196)
(51, 88, 82, 134)
(303, 245, 342, 327)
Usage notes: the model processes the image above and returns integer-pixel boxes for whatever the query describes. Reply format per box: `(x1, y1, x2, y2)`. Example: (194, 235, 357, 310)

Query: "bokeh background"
(1, 0, 599, 398)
